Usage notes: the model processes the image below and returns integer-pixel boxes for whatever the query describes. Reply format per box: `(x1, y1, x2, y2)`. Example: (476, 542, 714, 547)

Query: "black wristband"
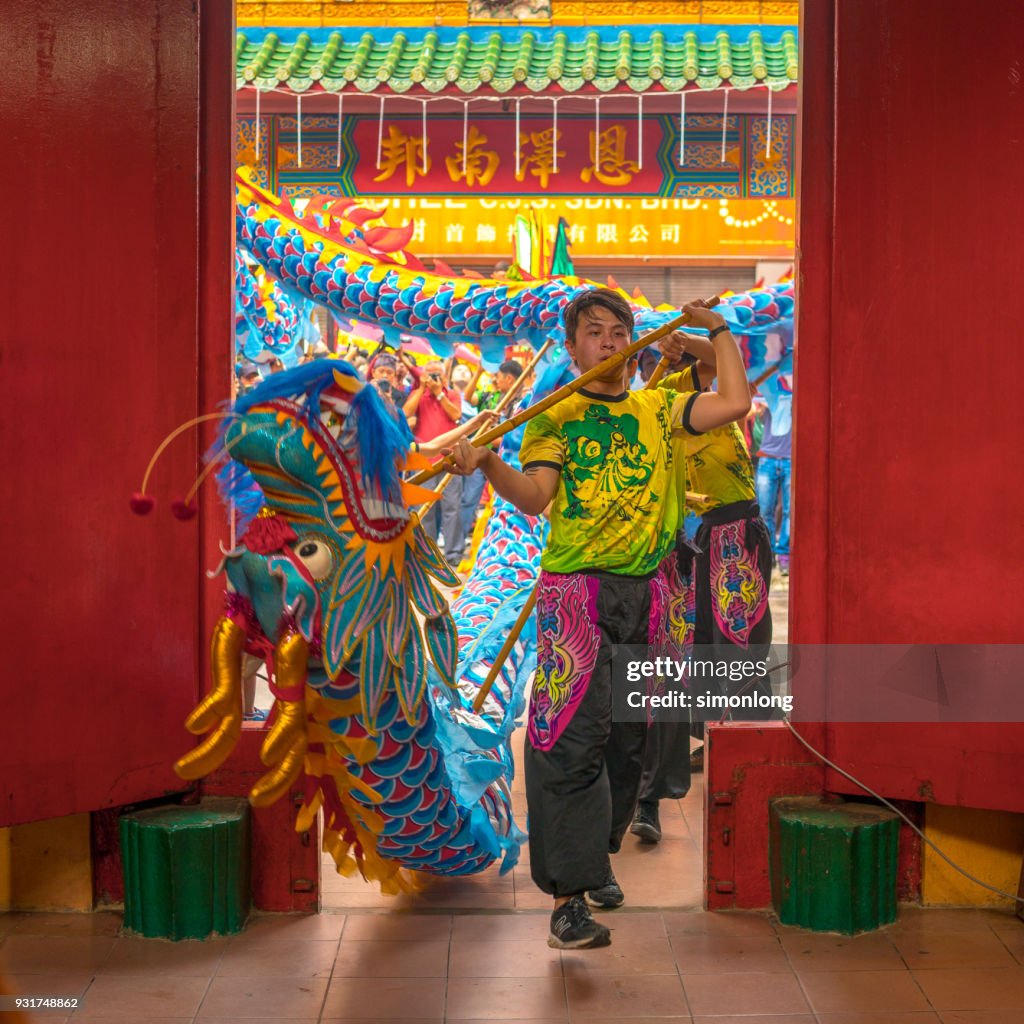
(708, 323, 731, 341)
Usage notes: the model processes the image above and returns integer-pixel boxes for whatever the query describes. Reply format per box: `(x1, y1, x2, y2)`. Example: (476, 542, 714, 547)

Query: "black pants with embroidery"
(525, 570, 653, 898)
(638, 504, 774, 805)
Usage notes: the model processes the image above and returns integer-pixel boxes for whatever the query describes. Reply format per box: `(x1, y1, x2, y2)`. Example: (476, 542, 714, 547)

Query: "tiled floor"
(10, 575, 1024, 1021)
(4, 900, 1024, 1022)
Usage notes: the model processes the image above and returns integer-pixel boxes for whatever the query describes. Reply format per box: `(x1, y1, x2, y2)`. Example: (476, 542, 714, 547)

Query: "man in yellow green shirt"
(447, 288, 751, 949)
(631, 356, 774, 845)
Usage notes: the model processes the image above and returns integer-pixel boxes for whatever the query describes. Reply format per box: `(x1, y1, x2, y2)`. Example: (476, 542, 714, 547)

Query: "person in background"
(237, 361, 262, 393)
(367, 353, 410, 428)
(467, 359, 523, 414)
(450, 364, 479, 421)
(404, 361, 468, 568)
(459, 360, 522, 537)
(633, 359, 774, 843)
(755, 397, 792, 575)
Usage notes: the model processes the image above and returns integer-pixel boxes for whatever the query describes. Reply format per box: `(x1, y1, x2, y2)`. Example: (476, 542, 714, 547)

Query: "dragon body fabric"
(176, 362, 531, 890)
(235, 251, 321, 370)
(234, 170, 795, 375)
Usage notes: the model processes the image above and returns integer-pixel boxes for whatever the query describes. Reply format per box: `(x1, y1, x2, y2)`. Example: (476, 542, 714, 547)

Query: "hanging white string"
(462, 100, 469, 175)
(234, 81, 790, 174)
(637, 92, 644, 170)
(336, 92, 343, 168)
(679, 89, 685, 166)
(515, 98, 521, 178)
(552, 98, 559, 174)
(594, 95, 601, 164)
(255, 88, 261, 162)
(237, 80, 786, 111)
(420, 99, 428, 174)
(765, 85, 773, 159)
(296, 93, 303, 168)
(720, 87, 729, 164)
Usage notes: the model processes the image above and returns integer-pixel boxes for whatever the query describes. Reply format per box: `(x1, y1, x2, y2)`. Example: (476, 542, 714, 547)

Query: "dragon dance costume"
(519, 384, 698, 898)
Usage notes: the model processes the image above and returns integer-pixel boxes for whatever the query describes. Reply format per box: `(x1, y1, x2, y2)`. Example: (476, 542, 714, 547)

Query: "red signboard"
(349, 115, 664, 196)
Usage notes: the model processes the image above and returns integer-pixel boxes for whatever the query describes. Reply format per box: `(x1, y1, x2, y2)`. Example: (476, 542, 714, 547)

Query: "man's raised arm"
(676, 303, 751, 433)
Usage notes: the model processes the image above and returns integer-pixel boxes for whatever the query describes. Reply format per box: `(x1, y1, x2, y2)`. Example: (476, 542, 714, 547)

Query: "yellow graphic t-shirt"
(663, 367, 755, 516)
(520, 385, 701, 576)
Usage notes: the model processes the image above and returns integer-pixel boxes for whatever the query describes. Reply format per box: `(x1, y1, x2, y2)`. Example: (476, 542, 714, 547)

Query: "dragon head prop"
(216, 360, 459, 729)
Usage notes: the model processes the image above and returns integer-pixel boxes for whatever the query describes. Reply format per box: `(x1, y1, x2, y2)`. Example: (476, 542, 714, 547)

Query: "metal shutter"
(573, 265, 757, 307)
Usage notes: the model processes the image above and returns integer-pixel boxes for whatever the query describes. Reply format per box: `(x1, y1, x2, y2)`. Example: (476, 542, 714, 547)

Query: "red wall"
(794, 0, 1024, 809)
(0, 0, 232, 825)
(794, 0, 1024, 644)
(710, 0, 1024, 907)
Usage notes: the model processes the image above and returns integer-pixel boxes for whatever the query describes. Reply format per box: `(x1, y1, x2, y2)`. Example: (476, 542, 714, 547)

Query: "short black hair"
(498, 360, 523, 378)
(563, 288, 634, 346)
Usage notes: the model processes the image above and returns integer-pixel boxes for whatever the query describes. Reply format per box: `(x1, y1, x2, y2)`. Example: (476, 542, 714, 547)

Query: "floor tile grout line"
(441, 917, 454, 1024)
(189, 974, 215, 1024)
(314, 916, 346, 1024)
(669, 912, 698, 1022)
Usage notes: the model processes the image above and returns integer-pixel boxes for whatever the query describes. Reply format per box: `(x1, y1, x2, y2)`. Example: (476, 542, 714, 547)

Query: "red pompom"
(171, 498, 198, 520)
(130, 493, 155, 515)
(241, 510, 297, 554)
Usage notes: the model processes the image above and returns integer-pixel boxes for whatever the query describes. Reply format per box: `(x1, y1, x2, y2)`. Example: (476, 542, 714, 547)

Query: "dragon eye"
(293, 538, 334, 580)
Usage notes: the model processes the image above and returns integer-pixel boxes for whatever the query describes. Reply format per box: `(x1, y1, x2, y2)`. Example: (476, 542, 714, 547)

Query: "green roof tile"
(236, 28, 798, 95)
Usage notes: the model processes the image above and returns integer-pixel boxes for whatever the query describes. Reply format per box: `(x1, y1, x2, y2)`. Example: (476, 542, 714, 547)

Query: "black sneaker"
(630, 802, 662, 844)
(690, 744, 705, 773)
(585, 868, 624, 910)
(548, 895, 612, 949)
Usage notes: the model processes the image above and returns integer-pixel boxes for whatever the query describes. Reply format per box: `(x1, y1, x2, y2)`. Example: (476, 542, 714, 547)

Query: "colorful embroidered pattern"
(708, 520, 768, 647)
(528, 572, 601, 751)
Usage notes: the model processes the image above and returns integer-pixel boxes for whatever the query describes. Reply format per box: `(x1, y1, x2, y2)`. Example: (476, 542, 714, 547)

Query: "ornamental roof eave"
(235, 27, 799, 97)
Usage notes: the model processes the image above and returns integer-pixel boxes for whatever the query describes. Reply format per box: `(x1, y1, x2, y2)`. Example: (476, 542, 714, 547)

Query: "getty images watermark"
(611, 645, 1024, 723)
(615, 647, 793, 722)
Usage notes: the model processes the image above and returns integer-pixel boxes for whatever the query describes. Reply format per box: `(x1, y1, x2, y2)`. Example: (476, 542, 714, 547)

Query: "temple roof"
(236, 26, 798, 96)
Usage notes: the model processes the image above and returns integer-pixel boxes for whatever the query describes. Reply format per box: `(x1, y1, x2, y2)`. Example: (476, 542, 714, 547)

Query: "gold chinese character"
(581, 125, 639, 187)
(516, 129, 565, 189)
(373, 125, 431, 187)
(446, 126, 500, 188)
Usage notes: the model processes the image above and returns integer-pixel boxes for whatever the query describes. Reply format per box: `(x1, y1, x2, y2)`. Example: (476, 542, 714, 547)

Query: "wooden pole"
(431, 339, 555, 497)
(472, 585, 538, 713)
(410, 296, 720, 486)
(753, 360, 782, 388)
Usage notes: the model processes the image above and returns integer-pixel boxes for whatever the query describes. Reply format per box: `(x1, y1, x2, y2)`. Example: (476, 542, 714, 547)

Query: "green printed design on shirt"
(561, 406, 656, 522)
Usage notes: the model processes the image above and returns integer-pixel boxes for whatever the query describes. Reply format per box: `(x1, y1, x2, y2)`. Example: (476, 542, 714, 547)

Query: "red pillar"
(708, 0, 1024, 907)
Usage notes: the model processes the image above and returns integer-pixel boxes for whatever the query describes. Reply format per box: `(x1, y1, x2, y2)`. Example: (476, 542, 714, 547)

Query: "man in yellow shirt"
(631, 356, 774, 844)
(447, 288, 750, 949)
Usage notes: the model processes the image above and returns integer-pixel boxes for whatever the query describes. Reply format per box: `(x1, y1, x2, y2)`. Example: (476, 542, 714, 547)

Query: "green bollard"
(770, 796, 899, 934)
(120, 798, 251, 940)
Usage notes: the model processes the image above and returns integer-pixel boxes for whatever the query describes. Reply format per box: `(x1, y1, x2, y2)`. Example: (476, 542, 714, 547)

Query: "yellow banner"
(382, 196, 795, 261)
